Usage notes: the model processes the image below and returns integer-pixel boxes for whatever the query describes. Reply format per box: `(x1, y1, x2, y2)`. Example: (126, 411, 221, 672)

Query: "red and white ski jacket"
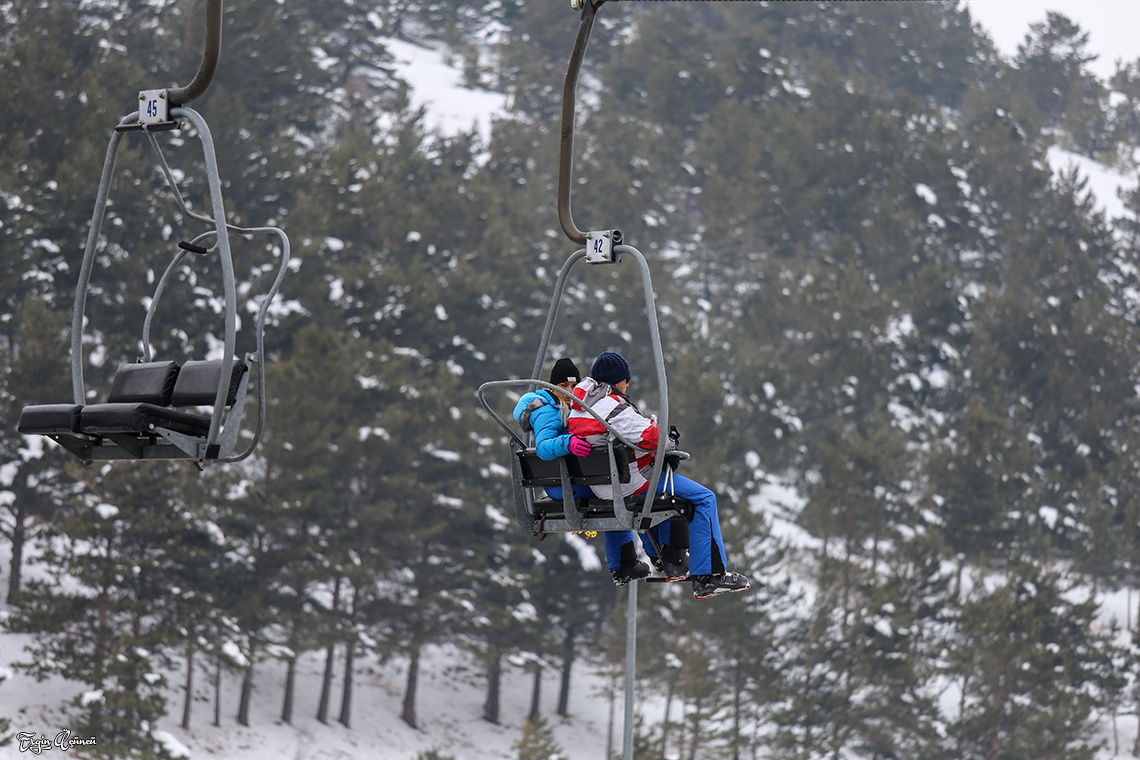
(568, 377, 675, 499)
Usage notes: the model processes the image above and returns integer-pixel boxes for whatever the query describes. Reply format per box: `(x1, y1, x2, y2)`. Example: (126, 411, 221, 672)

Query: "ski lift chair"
(477, 378, 692, 536)
(15, 0, 290, 466)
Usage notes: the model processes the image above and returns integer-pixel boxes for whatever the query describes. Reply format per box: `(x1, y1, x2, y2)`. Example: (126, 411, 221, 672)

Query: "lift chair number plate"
(586, 230, 615, 263)
(139, 90, 169, 124)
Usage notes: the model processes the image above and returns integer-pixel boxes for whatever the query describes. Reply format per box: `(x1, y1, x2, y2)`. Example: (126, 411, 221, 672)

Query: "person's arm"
(531, 402, 575, 461)
(607, 400, 659, 452)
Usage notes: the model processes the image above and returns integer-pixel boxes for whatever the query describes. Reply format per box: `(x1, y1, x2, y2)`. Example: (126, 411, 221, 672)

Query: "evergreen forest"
(6, 0, 1140, 758)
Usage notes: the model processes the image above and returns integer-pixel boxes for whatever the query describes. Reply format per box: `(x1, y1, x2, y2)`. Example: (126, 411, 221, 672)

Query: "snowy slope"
(0, 630, 617, 760)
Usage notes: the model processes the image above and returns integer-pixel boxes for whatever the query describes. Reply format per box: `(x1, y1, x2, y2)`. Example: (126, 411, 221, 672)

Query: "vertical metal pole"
(72, 117, 135, 404)
(530, 249, 587, 381)
(623, 580, 637, 760)
(172, 107, 235, 447)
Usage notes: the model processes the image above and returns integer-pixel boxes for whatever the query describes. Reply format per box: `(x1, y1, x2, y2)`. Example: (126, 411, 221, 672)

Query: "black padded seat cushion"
(532, 492, 694, 520)
(80, 403, 211, 437)
(517, 448, 632, 488)
(107, 361, 180, 405)
(17, 404, 83, 434)
(171, 359, 248, 406)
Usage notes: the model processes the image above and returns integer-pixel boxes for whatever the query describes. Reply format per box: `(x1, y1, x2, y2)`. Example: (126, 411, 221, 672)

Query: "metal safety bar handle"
(476, 378, 642, 453)
(168, 0, 223, 106)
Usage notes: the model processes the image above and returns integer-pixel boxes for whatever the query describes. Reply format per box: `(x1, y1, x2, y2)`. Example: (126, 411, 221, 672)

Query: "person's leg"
(604, 530, 637, 571)
(638, 526, 660, 559)
(657, 472, 726, 576)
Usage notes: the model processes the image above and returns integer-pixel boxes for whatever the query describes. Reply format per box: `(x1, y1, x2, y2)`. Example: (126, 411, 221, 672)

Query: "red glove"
(568, 435, 591, 457)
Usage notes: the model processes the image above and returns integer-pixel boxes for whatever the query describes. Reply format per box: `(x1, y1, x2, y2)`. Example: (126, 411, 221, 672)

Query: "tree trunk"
(281, 656, 296, 725)
(557, 627, 574, 718)
(338, 582, 359, 728)
(317, 576, 342, 724)
(338, 643, 355, 728)
(605, 678, 616, 760)
(181, 634, 195, 730)
(483, 649, 502, 724)
(661, 679, 675, 760)
(213, 656, 222, 727)
(7, 504, 26, 601)
(317, 644, 335, 724)
(237, 659, 254, 727)
(401, 641, 421, 729)
(528, 661, 543, 721)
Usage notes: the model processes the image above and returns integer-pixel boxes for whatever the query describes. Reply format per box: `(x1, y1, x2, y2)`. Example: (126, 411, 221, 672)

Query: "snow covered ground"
(384, 37, 507, 141)
(0, 629, 618, 760)
(4, 489, 1140, 760)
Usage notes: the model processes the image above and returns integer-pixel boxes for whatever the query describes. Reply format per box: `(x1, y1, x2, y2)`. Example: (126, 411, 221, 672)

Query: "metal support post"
(623, 580, 638, 760)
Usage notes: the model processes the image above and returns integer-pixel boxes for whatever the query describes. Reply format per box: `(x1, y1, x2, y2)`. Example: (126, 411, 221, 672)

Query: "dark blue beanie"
(591, 352, 631, 386)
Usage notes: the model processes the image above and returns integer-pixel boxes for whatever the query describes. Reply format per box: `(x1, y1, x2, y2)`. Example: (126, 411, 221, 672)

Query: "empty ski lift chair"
(15, 0, 290, 467)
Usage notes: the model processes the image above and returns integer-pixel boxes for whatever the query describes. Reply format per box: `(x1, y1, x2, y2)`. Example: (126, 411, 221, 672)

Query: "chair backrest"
(171, 359, 248, 406)
(106, 361, 180, 405)
(517, 446, 632, 489)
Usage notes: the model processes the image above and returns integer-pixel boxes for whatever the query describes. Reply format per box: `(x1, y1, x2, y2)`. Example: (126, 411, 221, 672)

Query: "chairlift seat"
(16, 404, 83, 435)
(516, 446, 692, 529)
(78, 359, 247, 436)
(15, 361, 179, 436)
(531, 492, 693, 524)
(80, 402, 213, 437)
(106, 360, 180, 405)
(517, 447, 631, 489)
(16, 358, 250, 463)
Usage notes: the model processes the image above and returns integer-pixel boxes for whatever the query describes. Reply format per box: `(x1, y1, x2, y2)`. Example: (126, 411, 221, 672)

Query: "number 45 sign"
(139, 89, 169, 124)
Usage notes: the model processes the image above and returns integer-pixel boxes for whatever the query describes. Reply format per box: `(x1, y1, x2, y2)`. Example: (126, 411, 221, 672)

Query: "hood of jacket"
(512, 389, 557, 433)
(575, 377, 615, 413)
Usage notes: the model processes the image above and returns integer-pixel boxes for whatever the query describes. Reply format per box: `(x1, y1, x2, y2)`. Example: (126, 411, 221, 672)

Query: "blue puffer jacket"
(513, 390, 574, 461)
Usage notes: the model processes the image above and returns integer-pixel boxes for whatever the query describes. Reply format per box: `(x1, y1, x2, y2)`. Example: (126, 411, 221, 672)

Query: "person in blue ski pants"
(571, 352, 750, 600)
(513, 358, 685, 586)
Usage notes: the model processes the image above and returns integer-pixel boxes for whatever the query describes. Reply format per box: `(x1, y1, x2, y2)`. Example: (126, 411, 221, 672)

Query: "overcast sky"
(965, 0, 1140, 80)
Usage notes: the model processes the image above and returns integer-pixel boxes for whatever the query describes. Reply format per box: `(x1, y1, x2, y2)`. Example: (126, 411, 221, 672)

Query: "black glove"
(668, 425, 681, 444)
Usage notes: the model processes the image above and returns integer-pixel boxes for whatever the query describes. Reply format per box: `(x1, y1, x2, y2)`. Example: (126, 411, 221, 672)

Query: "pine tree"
(942, 561, 1123, 760)
(0, 298, 75, 601)
(6, 461, 200, 758)
(1014, 12, 1108, 152)
(512, 714, 568, 760)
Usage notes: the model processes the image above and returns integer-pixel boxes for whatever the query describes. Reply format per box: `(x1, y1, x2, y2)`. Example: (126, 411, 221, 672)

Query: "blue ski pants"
(602, 471, 727, 575)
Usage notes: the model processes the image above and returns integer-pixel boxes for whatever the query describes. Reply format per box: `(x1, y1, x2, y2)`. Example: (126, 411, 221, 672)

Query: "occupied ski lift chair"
(477, 379, 693, 536)
(15, 0, 289, 467)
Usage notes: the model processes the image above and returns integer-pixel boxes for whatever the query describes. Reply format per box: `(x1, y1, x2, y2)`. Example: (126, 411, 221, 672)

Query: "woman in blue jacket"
(513, 358, 686, 586)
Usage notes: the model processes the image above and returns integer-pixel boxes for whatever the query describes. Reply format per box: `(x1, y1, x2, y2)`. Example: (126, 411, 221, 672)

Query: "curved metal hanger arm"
(558, 0, 604, 245)
(168, 0, 223, 106)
